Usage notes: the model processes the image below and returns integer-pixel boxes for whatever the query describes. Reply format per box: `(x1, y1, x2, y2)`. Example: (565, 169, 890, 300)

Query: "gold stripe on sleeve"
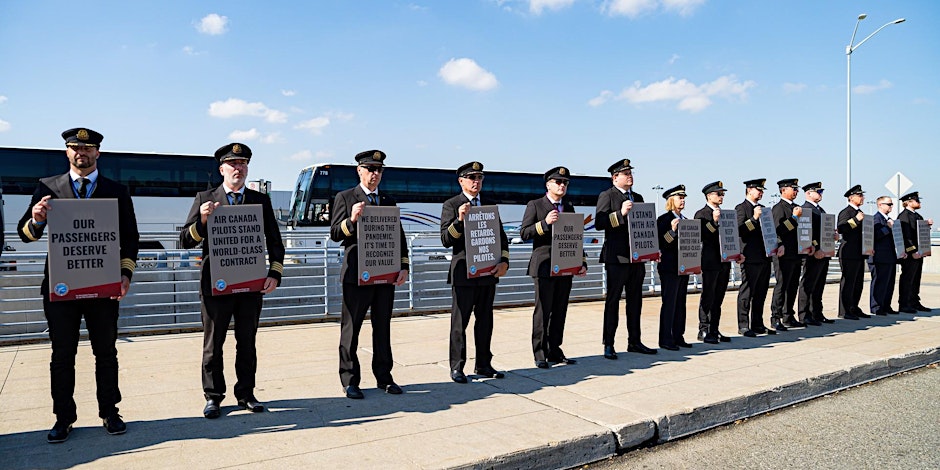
(341, 219, 352, 237)
(271, 262, 284, 274)
(188, 224, 203, 243)
(848, 218, 857, 229)
(448, 224, 462, 238)
(536, 222, 545, 236)
(745, 219, 755, 231)
(22, 220, 39, 241)
(609, 212, 619, 228)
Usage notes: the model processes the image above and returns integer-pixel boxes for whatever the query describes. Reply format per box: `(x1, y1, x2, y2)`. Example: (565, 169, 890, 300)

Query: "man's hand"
(545, 209, 559, 225)
(753, 206, 762, 219)
(792, 206, 803, 217)
(200, 201, 221, 225)
(32, 195, 53, 224)
(113, 275, 131, 301)
(494, 262, 509, 277)
(712, 208, 721, 223)
(350, 201, 365, 223)
(856, 212, 865, 221)
(671, 218, 679, 231)
(261, 277, 278, 294)
(457, 202, 471, 222)
(576, 265, 587, 277)
(394, 269, 409, 286)
(621, 200, 633, 216)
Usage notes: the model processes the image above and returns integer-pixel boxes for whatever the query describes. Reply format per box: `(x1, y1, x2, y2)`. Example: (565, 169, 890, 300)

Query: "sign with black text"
(208, 205, 267, 295)
(47, 199, 122, 301)
(820, 214, 836, 257)
(550, 213, 584, 276)
(719, 209, 742, 262)
(797, 214, 813, 254)
(357, 206, 402, 285)
(758, 209, 778, 257)
(677, 219, 702, 275)
(464, 205, 501, 278)
(861, 217, 874, 256)
(627, 202, 660, 262)
(892, 222, 906, 259)
(918, 220, 932, 257)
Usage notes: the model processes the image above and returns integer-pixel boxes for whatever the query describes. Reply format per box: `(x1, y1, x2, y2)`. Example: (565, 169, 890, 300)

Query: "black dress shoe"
(717, 333, 731, 342)
(782, 319, 806, 328)
(855, 312, 872, 319)
(603, 345, 618, 360)
(805, 318, 822, 326)
(817, 316, 835, 324)
(378, 382, 403, 394)
(899, 307, 918, 314)
(659, 344, 680, 351)
(885, 309, 900, 315)
(839, 314, 860, 320)
(676, 340, 693, 348)
(535, 360, 551, 369)
(627, 343, 658, 354)
(548, 356, 578, 365)
(916, 305, 932, 312)
(753, 326, 776, 335)
(47, 421, 73, 443)
(451, 370, 468, 383)
(702, 333, 719, 344)
(474, 366, 506, 378)
(771, 320, 788, 332)
(738, 329, 757, 338)
(345, 385, 364, 399)
(696, 331, 706, 341)
(237, 397, 265, 413)
(872, 310, 888, 316)
(203, 398, 221, 419)
(102, 413, 127, 435)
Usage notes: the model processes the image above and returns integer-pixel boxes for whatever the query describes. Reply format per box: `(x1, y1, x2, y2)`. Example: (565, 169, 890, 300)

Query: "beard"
(72, 157, 94, 169)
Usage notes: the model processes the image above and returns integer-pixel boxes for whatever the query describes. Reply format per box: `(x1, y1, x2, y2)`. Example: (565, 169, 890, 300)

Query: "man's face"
(459, 173, 483, 196)
(612, 170, 633, 190)
(878, 199, 893, 215)
(547, 178, 568, 198)
(806, 189, 823, 203)
(707, 191, 725, 206)
(747, 187, 763, 202)
(849, 194, 865, 206)
(357, 164, 383, 191)
(909, 199, 922, 210)
(220, 159, 249, 189)
(780, 186, 797, 200)
(66, 146, 99, 172)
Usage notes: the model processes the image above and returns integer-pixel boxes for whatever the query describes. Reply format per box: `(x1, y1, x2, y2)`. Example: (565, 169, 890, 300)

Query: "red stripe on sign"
(213, 278, 265, 296)
(50, 282, 122, 302)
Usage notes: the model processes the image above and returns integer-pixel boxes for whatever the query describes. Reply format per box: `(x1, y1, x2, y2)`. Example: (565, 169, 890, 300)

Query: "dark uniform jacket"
(18, 173, 139, 295)
(440, 193, 509, 286)
(871, 211, 897, 264)
(803, 201, 824, 251)
(694, 204, 724, 271)
(595, 186, 644, 264)
(521, 195, 587, 277)
(330, 185, 410, 284)
(837, 205, 867, 260)
(656, 211, 680, 269)
(736, 199, 774, 261)
(773, 199, 800, 259)
(180, 186, 285, 295)
(897, 208, 924, 255)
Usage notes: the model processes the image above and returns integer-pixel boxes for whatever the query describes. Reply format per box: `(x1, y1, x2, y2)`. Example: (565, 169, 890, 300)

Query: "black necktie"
(231, 193, 242, 205)
(472, 197, 479, 207)
(78, 178, 89, 199)
(555, 202, 563, 213)
(368, 193, 377, 205)
(627, 191, 634, 202)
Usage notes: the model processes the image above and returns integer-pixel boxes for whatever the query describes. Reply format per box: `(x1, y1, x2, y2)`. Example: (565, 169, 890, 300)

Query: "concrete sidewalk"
(1, 275, 939, 469)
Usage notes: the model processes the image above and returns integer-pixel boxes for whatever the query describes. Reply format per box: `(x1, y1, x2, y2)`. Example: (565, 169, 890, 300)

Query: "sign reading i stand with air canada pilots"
(797, 214, 814, 254)
(758, 209, 779, 257)
(550, 212, 583, 276)
(47, 199, 122, 301)
(719, 209, 742, 261)
(357, 206, 401, 285)
(861, 216, 874, 256)
(918, 220, 932, 257)
(627, 202, 660, 262)
(464, 205, 501, 278)
(677, 219, 702, 275)
(820, 214, 837, 257)
(208, 205, 267, 295)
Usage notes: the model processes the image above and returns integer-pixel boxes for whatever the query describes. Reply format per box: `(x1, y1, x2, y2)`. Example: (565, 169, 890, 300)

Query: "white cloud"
(315, 150, 333, 159)
(261, 132, 283, 144)
(668, 54, 680, 65)
(294, 116, 331, 135)
(289, 150, 313, 161)
(281, 89, 296, 97)
(0, 118, 10, 132)
(590, 74, 755, 112)
(529, 0, 576, 15)
(438, 58, 499, 91)
(182, 46, 206, 56)
(197, 13, 228, 35)
(783, 82, 807, 93)
(327, 111, 355, 122)
(208, 98, 288, 123)
(854, 79, 892, 95)
(603, 0, 704, 18)
(661, 0, 706, 16)
(229, 128, 260, 140)
(0, 95, 7, 104)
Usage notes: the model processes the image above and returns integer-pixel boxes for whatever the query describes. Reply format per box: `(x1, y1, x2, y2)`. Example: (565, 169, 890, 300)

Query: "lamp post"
(846, 14, 905, 191)
(652, 185, 663, 213)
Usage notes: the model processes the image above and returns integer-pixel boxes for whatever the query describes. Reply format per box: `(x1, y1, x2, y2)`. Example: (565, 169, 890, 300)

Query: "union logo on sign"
(553, 265, 559, 274)
(215, 279, 227, 291)
(469, 265, 477, 275)
(54, 283, 69, 296)
(362, 271, 370, 281)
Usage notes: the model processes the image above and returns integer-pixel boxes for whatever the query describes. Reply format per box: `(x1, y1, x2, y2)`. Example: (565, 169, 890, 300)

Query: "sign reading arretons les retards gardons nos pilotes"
(550, 212, 584, 276)
(357, 206, 401, 285)
(464, 205, 501, 278)
(47, 199, 122, 301)
(208, 205, 267, 295)
(627, 202, 660, 262)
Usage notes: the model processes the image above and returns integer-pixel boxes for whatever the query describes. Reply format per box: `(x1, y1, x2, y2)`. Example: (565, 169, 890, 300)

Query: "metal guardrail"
(0, 229, 881, 344)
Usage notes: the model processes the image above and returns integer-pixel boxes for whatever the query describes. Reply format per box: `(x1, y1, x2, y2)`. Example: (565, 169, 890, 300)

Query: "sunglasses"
(880, 202, 894, 206)
(463, 174, 484, 181)
(551, 179, 569, 185)
(360, 165, 384, 174)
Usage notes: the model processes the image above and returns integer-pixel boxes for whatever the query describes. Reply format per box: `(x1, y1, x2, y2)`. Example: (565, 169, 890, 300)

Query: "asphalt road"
(584, 364, 940, 470)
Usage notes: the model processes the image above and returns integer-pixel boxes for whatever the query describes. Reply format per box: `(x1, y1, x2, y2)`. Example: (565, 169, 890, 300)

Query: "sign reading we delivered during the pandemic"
(464, 206, 501, 278)
(357, 206, 401, 285)
(550, 213, 584, 276)
(47, 199, 122, 301)
(208, 205, 267, 295)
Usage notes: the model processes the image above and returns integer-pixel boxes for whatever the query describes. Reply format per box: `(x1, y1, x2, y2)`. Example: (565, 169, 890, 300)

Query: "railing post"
(407, 236, 415, 310)
(321, 236, 329, 315)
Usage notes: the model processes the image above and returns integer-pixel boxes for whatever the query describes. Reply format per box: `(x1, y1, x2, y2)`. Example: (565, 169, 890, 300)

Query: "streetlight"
(846, 14, 905, 191)
(652, 185, 663, 213)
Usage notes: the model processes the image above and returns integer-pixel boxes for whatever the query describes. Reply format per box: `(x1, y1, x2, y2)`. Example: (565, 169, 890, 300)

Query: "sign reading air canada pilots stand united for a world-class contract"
(550, 213, 584, 276)
(47, 199, 122, 301)
(758, 209, 779, 257)
(357, 206, 401, 285)
(464, 205, 501, 278)
(820, 214, 837, 257)
(719, 209, 742, 262)
(918, 220, 933, 257)
(627, 202, 660, 263)
(677, 219, 702, 275)
(208, 205, 267, 295)
(797, 214, 814, 254)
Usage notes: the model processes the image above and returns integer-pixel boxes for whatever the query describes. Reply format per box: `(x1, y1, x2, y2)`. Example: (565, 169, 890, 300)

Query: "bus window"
(289, 168, 313, 225)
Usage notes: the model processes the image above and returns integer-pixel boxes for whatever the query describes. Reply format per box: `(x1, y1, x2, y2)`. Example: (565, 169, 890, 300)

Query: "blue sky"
(1, 0, 937, 211)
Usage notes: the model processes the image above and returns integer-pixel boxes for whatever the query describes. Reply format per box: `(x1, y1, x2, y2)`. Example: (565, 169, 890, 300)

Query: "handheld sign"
(47, 199, 122, 301)
(464, 205, 501, 278)
(208, 205, 267, 295)
(677, 219, 702, 275)
(719, 209, 742, 262)
(797, 214, 814, 254)
(892, 221, 906, 259)
(820, 214, 837, 257)
(758, 209, 778, 257)
(550, 213, 584, 276)
(627, 202, 660, 262)
(861, 217, 874, 256)
(917, 220, 932, 256)
(357, 206, 401, 285)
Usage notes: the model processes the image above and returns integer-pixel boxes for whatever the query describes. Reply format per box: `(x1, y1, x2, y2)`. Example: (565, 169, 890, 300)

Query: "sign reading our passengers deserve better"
(758, 209, 779, 257)
(627, 202, 660, 262)
(47, 199, 121, 301)
(357, 206, 401, 285)
(677, 219, 702, 275)
(208, 205, 267, 295)
(820, 214, 837, 257)
(797, 214, 813, 254)
(550, 212, 583, 276)
(464, 205, 501, 278)
(719, 209, 742, 261)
